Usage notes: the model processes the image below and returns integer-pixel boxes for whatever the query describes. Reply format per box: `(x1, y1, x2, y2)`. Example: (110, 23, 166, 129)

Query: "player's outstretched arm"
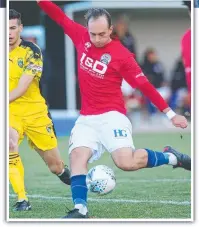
(36, 0, 86, 45)
(120, 56, 188, 129)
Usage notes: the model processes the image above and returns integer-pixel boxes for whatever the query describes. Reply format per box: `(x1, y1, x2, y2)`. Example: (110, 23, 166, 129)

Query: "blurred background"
(9, 0, 191, 136)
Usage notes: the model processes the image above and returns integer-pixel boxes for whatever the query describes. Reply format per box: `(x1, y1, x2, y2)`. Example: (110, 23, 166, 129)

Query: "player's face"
(9, 19, 23, 46)
(88, 16, 113, 48)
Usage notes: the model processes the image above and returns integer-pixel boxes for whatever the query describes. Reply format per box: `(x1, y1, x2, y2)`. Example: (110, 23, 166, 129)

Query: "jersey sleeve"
(181, 30, 191, 92)
(119, 56, 149, 88)
(38, 0, 87, 46)
(23, 45, 43, 79)
(119, 56, 168, 111)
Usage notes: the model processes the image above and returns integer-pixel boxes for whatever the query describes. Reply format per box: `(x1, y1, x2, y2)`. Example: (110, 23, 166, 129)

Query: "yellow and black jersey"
(9, 40, 48, 117)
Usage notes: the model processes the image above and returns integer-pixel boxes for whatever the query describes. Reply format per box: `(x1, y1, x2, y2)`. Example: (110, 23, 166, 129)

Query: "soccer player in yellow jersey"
(9, 9, 70, 211)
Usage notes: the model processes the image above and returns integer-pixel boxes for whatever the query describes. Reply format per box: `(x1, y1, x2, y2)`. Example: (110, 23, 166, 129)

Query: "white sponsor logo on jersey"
(80, 52, 108, 78)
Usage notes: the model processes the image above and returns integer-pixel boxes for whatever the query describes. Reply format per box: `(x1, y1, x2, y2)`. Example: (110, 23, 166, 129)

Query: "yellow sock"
(9, 152, 28, 201)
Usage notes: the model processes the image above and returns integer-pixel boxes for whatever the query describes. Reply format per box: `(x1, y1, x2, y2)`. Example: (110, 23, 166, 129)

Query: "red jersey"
(181, 28, 191, 93)
(78, 37, 148, 115)
(38, 0, 169, 115)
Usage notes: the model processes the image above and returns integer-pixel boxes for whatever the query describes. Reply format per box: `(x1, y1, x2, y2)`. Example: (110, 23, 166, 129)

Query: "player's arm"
(120, 56, 188, 128)
(36, 0, 86, 45)
(9, 75, 34, 103)
(181, 31, 191, 93)
(9, 45, 43, 103)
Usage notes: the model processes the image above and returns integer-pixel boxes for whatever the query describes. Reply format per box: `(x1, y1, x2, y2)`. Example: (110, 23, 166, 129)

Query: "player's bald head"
(85, 8, 112, 28)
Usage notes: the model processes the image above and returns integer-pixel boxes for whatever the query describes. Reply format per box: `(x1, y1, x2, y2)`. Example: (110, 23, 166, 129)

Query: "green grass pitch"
(9, 132, 191, 219)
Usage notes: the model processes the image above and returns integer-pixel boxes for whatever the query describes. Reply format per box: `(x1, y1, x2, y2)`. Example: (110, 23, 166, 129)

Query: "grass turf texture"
(9, 132, 191, 219)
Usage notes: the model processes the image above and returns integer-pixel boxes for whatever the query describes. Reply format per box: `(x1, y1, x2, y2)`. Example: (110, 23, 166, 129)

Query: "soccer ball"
(86, 165, 116, 195)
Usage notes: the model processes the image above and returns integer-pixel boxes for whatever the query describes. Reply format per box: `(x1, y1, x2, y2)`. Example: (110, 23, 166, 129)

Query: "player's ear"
(109, 25, 113, 34)
(19, 23, 23, 33)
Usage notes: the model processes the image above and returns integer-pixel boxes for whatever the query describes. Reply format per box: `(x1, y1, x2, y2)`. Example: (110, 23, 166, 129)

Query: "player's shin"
(68, 147, 92, 216)
(9, 152, 28, 201)
(71, 174, 88, 215)
(57, 165, 71, 185)
(144, 148, 177, 167)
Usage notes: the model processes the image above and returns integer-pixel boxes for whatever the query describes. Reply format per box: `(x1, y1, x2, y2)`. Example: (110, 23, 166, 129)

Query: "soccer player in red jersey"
(37, 0, 191, 218)
(182, 1, 191, 107)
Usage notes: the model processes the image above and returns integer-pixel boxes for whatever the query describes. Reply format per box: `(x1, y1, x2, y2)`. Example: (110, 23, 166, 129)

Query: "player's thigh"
(100, 111, 135, 154)
(69, 122, 101, 164)
(25, 115, 57, 151)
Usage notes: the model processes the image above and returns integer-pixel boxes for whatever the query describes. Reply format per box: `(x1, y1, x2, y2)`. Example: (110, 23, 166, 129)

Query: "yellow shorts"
(9, 113, 57, 151)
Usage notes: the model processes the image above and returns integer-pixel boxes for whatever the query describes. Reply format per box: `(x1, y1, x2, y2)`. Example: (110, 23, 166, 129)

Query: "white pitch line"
(117, 178, 191, 183)
(9, 194, 191, 206)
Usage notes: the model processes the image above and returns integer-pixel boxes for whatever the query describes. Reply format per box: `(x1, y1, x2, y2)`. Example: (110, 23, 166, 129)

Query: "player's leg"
(111, 138, 191, 172)
(63, 119, 100, 218)
(35, 147, 70, 185)
(111, 146, 191, 171)
(100, 111, 191, 171)
(65, 147, 92, 218)
(9, 126, 31, 211)
(25, 114, 70, 185)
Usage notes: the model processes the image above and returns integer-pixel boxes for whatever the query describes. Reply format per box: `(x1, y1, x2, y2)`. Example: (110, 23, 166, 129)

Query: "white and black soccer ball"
(86, 165, 116, 195)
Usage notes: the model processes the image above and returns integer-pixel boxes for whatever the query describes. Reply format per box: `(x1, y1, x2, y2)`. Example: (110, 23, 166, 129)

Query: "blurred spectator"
(23, 36, 52, 105)
(170, 58, 187, 93)
(141, 48, 171, 116)
(113, 16, 137, 57)
(141, 48, 165, 88)
(169, 58, 190, 116)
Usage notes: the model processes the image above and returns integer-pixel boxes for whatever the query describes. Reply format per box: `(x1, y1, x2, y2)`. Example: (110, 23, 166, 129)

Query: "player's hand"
(171, 114, 188, 129)
(36, 0, 40, 3)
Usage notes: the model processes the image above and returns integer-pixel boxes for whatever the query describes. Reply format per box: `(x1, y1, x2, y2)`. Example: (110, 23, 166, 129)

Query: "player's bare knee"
(9, 139, 18, 152)
(112, 148, 138, 171)
(113, 154, 135, 171)
(70, 147, 92, 163)
(46, 159, 64, 175)
(114, 160, 137, 171)
(70, 147, 92, 176)
(9, 128, 19, 152)
(70, 148, 81, 160)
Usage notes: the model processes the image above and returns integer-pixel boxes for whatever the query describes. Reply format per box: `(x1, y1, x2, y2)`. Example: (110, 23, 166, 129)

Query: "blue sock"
(145, 148, 169, 168)
(71, 175, 88, 207)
